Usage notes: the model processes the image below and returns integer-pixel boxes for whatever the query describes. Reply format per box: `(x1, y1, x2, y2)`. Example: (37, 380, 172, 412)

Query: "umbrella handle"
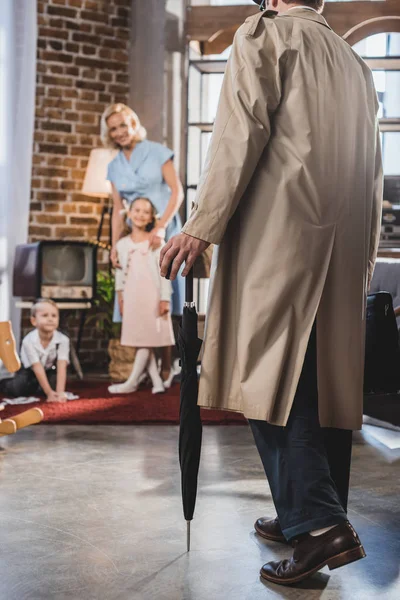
(165, 262, 194, 305)
(185, 269, 193, 304)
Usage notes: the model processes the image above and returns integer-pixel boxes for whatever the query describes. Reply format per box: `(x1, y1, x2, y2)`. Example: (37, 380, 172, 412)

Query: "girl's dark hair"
(130, 197, 158, 232)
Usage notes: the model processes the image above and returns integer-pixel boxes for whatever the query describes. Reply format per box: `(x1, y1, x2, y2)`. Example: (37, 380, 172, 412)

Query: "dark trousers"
(249, 326, 352, 540)
(0, 367, 56, 398)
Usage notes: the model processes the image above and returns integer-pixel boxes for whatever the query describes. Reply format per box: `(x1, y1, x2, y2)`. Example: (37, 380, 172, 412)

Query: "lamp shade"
(81, 148, 117, 198)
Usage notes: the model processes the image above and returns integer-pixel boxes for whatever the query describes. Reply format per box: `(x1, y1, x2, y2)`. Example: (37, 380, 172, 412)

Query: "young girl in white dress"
(108, 198, 175, 395)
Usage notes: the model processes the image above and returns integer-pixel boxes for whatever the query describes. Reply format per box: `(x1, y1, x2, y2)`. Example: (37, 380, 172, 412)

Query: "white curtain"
(0, 0, 37, 342)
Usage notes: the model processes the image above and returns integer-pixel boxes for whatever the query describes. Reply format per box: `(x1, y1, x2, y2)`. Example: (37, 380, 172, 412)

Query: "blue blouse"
(107, 139, 184, 315)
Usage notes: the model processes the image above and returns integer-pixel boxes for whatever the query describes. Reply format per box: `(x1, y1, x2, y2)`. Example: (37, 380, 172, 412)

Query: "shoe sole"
(34, 408, 45, 420)
(0, 419, 17, 436)
(260, 544, 366, 586)
(254, 522, 288, 544)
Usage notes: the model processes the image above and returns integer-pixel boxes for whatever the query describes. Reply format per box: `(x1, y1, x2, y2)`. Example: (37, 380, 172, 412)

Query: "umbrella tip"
(187, 520, 191, 552)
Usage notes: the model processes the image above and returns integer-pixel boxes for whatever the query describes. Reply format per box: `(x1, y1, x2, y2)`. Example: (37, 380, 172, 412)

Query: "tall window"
(353, 33, 400, 176)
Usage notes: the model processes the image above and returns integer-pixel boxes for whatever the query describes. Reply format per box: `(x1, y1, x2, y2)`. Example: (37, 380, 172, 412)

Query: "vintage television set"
(13, 241, 97, 302)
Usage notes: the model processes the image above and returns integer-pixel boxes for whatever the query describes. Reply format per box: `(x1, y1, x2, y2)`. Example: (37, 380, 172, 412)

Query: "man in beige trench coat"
(160, 0, 383, 586)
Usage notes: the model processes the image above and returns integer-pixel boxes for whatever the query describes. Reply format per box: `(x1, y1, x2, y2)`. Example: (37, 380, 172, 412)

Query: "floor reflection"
(0, 424, 399, 600)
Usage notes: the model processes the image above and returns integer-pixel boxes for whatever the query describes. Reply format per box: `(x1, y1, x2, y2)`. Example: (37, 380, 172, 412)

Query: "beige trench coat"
(182, 8, 383, 430)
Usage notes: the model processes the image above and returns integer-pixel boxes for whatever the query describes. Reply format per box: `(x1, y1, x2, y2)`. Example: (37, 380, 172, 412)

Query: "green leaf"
(86, 269, 120, 340)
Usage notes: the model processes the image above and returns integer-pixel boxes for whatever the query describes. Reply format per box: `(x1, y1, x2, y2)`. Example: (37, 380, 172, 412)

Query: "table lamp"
(81, 148, 117, 249)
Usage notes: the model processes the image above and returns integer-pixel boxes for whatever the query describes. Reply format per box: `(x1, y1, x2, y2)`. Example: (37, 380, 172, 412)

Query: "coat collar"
(127, 237, 150, 254)
(119, 139, 151, 173)
(116, 140, 150, 196)
(280, 7, 332, 31)
(31, 328, 60, 351)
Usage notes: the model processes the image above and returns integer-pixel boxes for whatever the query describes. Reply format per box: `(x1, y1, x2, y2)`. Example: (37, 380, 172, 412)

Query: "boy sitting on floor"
(0, 299, 69, 402)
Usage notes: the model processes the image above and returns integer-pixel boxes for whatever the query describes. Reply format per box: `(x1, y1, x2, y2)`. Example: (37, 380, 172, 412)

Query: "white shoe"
(108, 383, 138, 394)
(108, 348, 150, 395)
(163, 368, 177, 389)
(152, 384, 165, 395)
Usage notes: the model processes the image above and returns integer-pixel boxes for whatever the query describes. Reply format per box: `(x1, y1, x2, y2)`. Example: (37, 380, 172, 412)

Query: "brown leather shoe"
(260, 521, 366, 586)
(254, 517, 288, 543)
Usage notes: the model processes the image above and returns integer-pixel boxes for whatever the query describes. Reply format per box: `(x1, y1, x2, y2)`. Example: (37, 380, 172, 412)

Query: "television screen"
(41, 244, 93, 286)
(13, 241, 97, 301)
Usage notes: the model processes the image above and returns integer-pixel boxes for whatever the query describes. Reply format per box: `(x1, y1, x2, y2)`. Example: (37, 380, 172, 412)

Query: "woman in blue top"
(101, 103, 185, 318)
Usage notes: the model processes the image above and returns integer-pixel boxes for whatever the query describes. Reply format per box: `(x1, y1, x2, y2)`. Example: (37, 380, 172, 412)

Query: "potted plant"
(87, 269, 136, 381)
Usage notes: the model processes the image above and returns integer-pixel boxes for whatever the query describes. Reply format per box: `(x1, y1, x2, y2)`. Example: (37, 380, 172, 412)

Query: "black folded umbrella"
(177, 269, 203, 552)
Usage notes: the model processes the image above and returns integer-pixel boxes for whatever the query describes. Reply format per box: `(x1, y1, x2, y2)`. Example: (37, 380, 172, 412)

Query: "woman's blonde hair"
(100, 103, 147, 149)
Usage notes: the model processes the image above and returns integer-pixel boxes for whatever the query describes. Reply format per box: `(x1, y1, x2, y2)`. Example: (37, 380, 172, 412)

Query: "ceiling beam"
(187, 1, 400, 46)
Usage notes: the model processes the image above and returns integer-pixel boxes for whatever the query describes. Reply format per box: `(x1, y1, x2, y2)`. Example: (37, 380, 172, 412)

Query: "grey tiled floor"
(0, 424, 399, 600)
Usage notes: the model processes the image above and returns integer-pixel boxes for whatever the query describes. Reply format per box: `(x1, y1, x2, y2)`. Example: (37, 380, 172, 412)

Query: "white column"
(0, 0, 37, 342)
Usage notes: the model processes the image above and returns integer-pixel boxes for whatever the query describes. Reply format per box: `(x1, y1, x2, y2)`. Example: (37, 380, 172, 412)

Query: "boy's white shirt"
(115, 236, 172, 302)
(21, 329, 70, 370)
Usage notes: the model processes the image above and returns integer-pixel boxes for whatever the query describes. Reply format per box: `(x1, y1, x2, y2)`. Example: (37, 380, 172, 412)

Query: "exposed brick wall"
(25, 0, 132, 369)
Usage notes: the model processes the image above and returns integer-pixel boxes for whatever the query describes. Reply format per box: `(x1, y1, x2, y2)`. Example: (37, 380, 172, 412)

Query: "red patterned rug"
(0, 380, 246, 425)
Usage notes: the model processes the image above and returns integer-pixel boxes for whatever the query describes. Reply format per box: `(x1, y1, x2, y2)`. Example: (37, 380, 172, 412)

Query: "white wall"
(0, 0, 36, 340)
